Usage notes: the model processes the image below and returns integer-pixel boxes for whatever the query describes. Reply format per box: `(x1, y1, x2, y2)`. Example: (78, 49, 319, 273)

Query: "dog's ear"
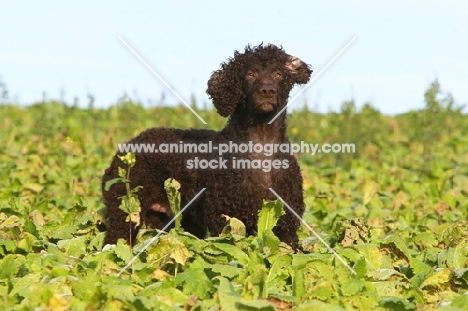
(285, 56, 313, 85)
(207, 68, 243, 118)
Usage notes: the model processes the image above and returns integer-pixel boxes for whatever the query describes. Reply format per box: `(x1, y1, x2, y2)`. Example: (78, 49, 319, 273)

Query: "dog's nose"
(259, 84, 276, 98)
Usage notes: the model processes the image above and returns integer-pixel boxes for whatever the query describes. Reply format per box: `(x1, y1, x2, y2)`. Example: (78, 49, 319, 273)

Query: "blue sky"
(1, 1, 467, 114)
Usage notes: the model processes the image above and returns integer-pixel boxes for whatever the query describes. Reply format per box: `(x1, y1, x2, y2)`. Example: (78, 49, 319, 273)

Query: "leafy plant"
(1, 80, 468, 309)
(104, 152, 142, 243)
(164, 178, 182, 229)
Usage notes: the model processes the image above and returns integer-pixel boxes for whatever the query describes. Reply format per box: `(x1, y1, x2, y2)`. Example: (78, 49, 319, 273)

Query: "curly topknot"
(207, 44, 312, 117)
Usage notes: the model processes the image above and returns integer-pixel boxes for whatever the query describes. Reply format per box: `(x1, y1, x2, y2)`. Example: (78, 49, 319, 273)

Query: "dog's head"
(207, 44, 312, 117)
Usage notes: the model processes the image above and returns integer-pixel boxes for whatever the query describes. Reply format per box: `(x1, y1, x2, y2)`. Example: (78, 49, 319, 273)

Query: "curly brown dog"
(102, 44, 312, 249)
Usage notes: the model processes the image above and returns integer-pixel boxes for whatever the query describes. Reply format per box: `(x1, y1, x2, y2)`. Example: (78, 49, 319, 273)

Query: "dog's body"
(103, 44, 312, 249)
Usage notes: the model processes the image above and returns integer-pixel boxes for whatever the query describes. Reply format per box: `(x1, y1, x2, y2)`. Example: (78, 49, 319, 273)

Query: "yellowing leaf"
(24, 183, 44, 194)
(420, 268, 452, 289)
(221, 215, 246, 237)
(363, 181, 378, 205)
(164, 178, 181, 228)
(152, 269, 170, 281)
(126, 211, 141, 227)
(170, 244, 192, 265)
(0, 215, 21, 230)
(353, 244, 382, 270)
(47, 293, 71, 311)
(29, 210, 45, 226)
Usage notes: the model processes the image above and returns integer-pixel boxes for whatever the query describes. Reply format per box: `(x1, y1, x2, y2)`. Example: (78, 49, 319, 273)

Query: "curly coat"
(102, 44, 312, 249)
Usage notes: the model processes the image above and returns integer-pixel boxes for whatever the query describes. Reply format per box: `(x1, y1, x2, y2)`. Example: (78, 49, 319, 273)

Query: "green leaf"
(211, 242, 249, 265)
(262, 229, 280, 253)
(113, 239, 132, 263)
(17, 232, 37, 252)
(119, 194, 142, 220)
(453, 268, 468, 282)
(72, 271, 101, 300)
(138, 284, 188, 307)
(452, 294, 468, 309)
(292, 266, 305, 299)
(367, 269, 405, 281)
(127, 196, 142, 214)
(173, 258, 212, 299)
(337, 248, 362, 263)
(265, 254, 291, 291)
(0, 239, 16, 254)
(372, 281, 410, 297)
(379, 297, 416, 310)
(413, 232, 438, 248)
(340, 279, 366, 296)
(381, 235, 412, 261)
(0, 254, 25, 279)
(236, 299, 276, 310)
(257, 200, 285, 237)
(9, 273, 42, 297)
(353, 257, 368, 278)
(243, 263, 268, 299)
(216, 276, 278, 310)
(296, 301, 345, 311)
(57, 237, 86, 257)
(207, 263, 240, 279)
(446, 242, 468, 269)
(47, 225, 76, 240)
(104, 177, 129, 191)
(26, 283, 55, 308)
(103, 284, 135, 300)
(409, 257, 431, 275)
(216, 277, 242, 311)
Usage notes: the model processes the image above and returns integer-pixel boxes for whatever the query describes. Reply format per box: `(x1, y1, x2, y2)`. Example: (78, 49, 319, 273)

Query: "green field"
(1, 81, 468, 310)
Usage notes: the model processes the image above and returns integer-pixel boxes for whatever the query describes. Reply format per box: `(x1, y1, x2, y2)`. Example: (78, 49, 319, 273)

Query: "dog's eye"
(246, 72, 254, 78)
(274, 72, 282, 78)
